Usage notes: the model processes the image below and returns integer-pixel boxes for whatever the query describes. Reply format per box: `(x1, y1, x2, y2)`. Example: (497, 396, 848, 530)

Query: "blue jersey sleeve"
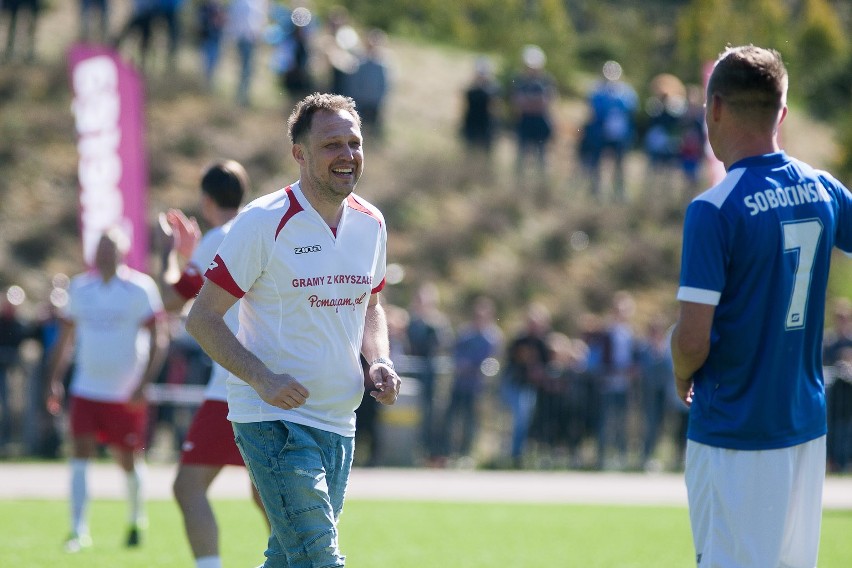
(678, 199, 729, 305)
(821, 172, 852, 254)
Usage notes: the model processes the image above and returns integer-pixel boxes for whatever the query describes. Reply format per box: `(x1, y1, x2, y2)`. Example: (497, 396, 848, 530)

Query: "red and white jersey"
(63, 266, 164, 402)
(206, 182, 387, 436)
(177, 223, 238, 402)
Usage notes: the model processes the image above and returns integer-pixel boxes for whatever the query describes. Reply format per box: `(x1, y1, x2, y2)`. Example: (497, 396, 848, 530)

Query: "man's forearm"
(140, 319, 170, 388)
(671, 325, 709, 381)
(186, 307, 271, 390)
(361, 300, 390, 362)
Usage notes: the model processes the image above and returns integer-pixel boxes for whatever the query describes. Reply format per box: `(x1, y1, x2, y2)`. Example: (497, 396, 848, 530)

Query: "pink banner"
(67, 44, 148, 271)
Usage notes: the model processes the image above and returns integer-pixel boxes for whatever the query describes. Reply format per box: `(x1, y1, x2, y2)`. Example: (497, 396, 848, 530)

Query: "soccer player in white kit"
(160, 159, 267, 568)
(46, 227, 169, 552)
(671, 45, 852, 567)
(185, 93, 402, 568)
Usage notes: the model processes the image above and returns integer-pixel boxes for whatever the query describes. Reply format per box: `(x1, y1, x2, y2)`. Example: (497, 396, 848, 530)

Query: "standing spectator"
(572, 313, 609, 468)
(1, 0, 42, 62)
(160, 160, 268, 568)
(0, 293, 26, 452)
(271, 17, 314, 112)
(406, 282, 453, 465)
(152, 0, 185, 71)
(347, 28, 391, 141)
(823, 297, 852, 472)
(528, 331, 582, 464)
(501, 302, 552, 467)
(635, 315, 674, 471)
(678, 84, 707, 197)
(666, 358, 689, 471)
(439, 296, 502, 465)
(580, 60, 638, 201)
(355, 303, 409, 467)
(460, 56, 501, 162)
(317, 5, 359, 96)
(642, 73, 686, 182)
(195, 0, 225, 91)
(510, 45, 556, 180)
(46, 227, 169, 552)
(25, 298, 64, 458)
(184, 93, 401, 568)
(224, 0, 268, 107)
(112, 0, 157, 71)
(596, 290, 637, 471)
(671, 45, 852, 567)
(78, 0, 111, 44)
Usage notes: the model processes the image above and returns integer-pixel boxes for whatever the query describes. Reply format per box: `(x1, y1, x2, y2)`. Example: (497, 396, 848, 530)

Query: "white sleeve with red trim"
(204, 192, 281, 298)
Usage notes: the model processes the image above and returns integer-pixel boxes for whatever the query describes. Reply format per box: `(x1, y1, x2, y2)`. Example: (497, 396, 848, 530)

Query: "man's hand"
(256, 373, 310, 410)
(164, 209, 202, 261)
(676, 376, 694, 408)
(128, 384, 148, 409)
(46, 382, 64, 416)
(369, 363, 401, 405)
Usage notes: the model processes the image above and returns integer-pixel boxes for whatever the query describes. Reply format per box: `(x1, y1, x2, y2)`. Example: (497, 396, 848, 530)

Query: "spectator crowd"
(4, 275, 852, 475)
(1, 2, 851, 478)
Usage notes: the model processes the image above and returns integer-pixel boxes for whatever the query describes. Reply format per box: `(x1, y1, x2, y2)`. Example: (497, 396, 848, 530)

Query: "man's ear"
(778, 104, 788, 126)
(710, 93, 724, 122)
(292, 143, 305, 166)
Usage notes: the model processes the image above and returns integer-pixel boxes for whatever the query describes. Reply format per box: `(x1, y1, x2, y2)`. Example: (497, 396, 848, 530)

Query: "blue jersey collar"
(728, 151, 789, 171)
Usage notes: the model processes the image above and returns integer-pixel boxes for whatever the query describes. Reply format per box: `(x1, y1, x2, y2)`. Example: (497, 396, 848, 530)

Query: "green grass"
(1, 499, 851, 567)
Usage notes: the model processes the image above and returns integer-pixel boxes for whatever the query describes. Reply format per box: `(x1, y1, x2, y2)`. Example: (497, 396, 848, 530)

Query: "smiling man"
(185, 93, 401, 568)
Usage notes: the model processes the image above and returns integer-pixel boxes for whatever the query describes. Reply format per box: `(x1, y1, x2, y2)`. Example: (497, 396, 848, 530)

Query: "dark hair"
(200, 159, 249, 209)
(707, 45, 787, 118)
(286, 92, 361, 145)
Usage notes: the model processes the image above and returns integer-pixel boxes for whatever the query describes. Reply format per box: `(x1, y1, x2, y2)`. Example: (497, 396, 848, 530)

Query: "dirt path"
(2, 462, 851, 509)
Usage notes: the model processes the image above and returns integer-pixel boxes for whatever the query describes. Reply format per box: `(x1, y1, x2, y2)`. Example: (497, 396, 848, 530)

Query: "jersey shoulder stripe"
(206, 254, 245, 298)
(275, 185, 304, 239)
(346, 194, 383, 227)
(694, 168, 746, 210)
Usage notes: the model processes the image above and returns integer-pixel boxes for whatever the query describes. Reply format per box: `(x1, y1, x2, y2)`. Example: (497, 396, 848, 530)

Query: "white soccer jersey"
(206, 182, 387, 436)
(64, 266, 164, 402)
(182, 223, 238, 402)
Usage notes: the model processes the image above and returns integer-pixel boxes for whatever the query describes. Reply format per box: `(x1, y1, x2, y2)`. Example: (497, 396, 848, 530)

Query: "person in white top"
(161, 159, 267, 568)
(185, 93, 401, 568)
(46, 226, 169, 552)
(224, 0, 268, 107)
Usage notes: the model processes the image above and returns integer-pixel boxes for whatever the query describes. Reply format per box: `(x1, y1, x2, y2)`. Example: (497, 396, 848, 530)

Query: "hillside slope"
(0, 2, 843, 333)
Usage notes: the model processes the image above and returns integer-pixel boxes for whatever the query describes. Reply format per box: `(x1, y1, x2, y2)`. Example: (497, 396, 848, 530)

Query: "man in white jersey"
(161, 159, 267, 568)
(185, 93, 401, 568)
(46, 226, 169, 552)
(671, 45, 852, 567)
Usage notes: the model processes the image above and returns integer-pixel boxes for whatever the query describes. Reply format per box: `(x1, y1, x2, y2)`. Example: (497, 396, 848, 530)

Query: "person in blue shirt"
(671, 45, 852, 568)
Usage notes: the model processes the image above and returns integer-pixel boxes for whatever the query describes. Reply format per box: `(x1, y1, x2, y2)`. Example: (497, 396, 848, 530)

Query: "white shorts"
(685, 437, 825, 568)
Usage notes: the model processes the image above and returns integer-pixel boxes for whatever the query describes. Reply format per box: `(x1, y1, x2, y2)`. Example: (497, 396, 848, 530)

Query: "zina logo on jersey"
(294, 245, 322, 255)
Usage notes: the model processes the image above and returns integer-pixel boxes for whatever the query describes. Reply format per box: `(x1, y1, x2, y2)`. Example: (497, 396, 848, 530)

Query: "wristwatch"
(370, 357, 395, 371)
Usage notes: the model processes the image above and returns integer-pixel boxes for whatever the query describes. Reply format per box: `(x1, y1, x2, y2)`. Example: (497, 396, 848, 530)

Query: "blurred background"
(2, 0, 852, 474)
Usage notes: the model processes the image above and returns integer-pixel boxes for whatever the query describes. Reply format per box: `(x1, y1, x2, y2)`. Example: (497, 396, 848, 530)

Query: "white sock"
(126, 461, 147, 527)
(70, 458, 89, 536)
(196, 556, 223, 568)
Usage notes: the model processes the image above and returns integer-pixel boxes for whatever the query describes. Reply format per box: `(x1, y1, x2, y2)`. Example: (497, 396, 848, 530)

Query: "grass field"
(2, 499, 851, 567)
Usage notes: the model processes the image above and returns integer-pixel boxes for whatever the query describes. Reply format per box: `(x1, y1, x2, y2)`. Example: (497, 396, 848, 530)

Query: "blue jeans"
(235, 38, 255, 106)
(233, 420, 354, 568)
(501, 382, 537, 460)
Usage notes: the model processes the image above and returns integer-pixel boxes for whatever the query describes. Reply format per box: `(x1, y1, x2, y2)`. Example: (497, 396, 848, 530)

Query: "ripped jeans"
(233, 420, 354, 568)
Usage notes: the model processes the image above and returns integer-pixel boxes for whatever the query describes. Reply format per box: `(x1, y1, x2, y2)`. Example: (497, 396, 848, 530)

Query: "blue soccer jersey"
(678, 152, 852, 450)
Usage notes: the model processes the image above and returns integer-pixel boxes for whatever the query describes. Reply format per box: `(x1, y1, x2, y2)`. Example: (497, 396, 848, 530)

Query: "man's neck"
(721, 136, 780, 169)
(300, 182, 345, 228)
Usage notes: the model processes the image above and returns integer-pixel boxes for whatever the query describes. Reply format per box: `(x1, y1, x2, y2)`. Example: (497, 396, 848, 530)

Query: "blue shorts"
(233, 420, 354, 568)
